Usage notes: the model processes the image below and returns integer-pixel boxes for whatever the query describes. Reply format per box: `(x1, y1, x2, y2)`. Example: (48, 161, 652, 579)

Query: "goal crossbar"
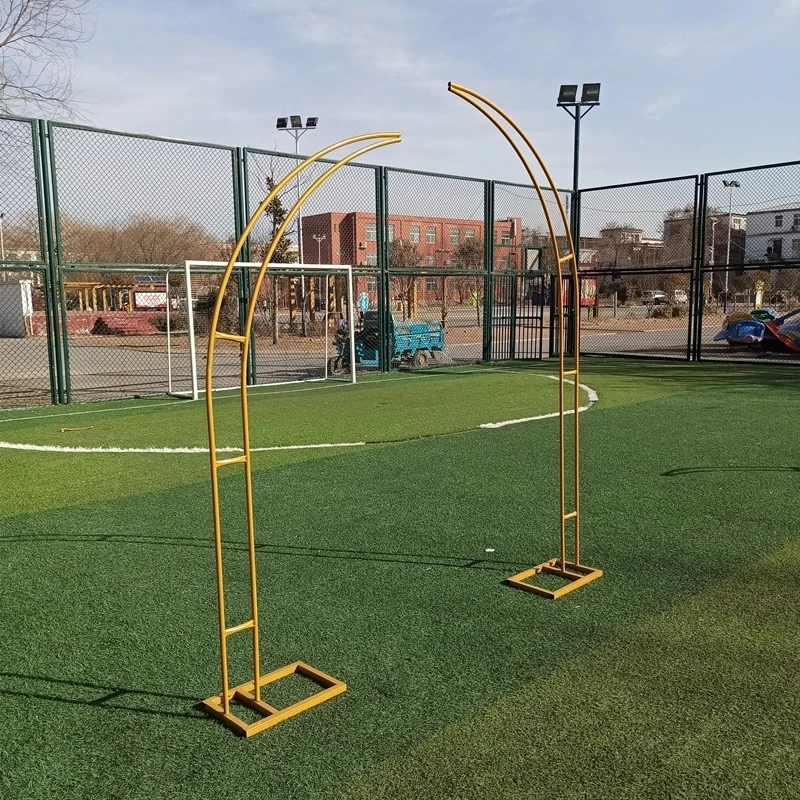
(168, 261, 357, 400)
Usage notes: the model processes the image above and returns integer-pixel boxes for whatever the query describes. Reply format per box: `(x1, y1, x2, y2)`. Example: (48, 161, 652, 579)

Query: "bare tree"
(0, 0, 94, 117)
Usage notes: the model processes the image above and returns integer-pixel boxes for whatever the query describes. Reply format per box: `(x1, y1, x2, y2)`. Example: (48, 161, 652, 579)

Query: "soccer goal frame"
(166, 260, 357, 400)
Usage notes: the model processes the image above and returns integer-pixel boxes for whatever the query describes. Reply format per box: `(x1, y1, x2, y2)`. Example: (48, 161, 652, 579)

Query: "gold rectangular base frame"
(507, 559, 603, 599)
(202, 661, 346, 738)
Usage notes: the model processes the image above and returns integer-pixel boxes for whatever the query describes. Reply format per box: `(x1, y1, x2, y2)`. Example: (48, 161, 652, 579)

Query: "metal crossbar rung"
(216, 455, 247, 468)
(225, 619, 255, 636)
(563, 511, 578, 520)
(215, 331, 246, 344)
(558, 254, 574, 264)
(562, 369, 578, 376)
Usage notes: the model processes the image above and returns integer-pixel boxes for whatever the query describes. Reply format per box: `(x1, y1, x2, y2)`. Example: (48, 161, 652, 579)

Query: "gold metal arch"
(203, 132, 401, 737)
(448, 82, 602, 599)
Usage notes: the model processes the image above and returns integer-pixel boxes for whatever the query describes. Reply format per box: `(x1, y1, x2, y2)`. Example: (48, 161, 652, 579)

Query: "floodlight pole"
(723, 180, 740, 314)
(278, 117, 318, 336)
(558, 86, 599, 353)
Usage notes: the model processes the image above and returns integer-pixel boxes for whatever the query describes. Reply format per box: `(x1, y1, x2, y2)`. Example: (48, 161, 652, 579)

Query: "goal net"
(166, 261, 357, 400)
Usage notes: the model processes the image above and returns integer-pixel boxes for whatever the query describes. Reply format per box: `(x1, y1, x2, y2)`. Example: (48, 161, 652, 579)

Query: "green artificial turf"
(1, 359, 798, 799)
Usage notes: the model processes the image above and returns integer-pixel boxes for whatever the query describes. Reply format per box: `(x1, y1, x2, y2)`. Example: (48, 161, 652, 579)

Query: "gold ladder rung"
(225, 619, 255, 637)
(558, 253, 574, 264)
(563, 510, 578, 520)
(562, 369, 577, 376)
(216, 455, 247, 468)
(215, 331, 246, 344)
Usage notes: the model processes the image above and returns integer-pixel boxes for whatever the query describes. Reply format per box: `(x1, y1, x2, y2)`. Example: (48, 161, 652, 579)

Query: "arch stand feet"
(202, 661, 346, 738)
(507, 559, 603, 600)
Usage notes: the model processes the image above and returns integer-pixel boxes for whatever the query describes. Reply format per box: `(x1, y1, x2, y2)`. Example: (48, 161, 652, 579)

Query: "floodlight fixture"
(723, 180, 740, 189)
(290, 115, 302, 128)
(306, 117, 318, 128)
(276, 117, 288, 129)
(557, 84, 578, 105)
(581, 83, 601, 104)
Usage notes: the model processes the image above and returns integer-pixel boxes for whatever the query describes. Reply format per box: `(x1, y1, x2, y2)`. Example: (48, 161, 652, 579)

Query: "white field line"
(0, 441, 366, 455)
(480, 378, 598, 429)
(0, 374, 597, 455)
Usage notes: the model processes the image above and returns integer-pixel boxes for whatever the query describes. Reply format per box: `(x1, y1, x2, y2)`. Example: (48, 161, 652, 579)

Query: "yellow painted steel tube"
(236, 134, 399, 704)
(205, 132, 400, 715)
(448, 82, 580, 571)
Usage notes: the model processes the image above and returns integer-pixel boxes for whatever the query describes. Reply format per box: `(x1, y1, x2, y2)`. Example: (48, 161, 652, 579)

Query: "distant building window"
(426, 255, 436, 268)
(366, 223, 376, 241)
(794, 213, 800, 228)
(409, 225, 420, 243)
(365, 252, 378, 266)
(465, 228, 475, 239)
(426, 277, 437, 291)
(768, 238, 783, 259)
(501, 230, 511, 245)
(366, 276, 377, 291)
(450, 227, 459, 244)
(792, 239, 800, 257)
(387, 224, 395, 242)
(775, 215, 783, 228)
(426, 226, 436, 243)
(500, 256, 510, 269)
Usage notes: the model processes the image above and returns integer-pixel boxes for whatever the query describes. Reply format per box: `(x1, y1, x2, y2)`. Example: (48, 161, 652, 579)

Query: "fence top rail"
(495, 179, 570, 195)
(704, 158, 800, 178)
(0, 113, 38, 125)
(579, 174, 700, 194)
(48, 121, 237, 152)
(243, 145, 382, 171)
(385, 165, 488, 184)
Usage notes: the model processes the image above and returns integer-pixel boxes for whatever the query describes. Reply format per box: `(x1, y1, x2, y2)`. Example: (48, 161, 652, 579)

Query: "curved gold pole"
(202, 132, 401, 737)
(448, 82, 601, 599)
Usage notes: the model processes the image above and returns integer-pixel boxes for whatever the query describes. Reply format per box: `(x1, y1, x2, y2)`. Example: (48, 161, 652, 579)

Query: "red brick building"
(301, 212, 523, 271)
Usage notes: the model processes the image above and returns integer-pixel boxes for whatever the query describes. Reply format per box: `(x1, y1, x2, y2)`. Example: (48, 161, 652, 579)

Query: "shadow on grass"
(663, 466, 800, 476)
(0, 672, 205, 721)
(0, 531, 527, 572)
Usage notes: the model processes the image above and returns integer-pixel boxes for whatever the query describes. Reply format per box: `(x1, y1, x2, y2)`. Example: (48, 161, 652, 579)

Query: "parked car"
(672, 289, 689, 305)
(641, 290, 667, 305)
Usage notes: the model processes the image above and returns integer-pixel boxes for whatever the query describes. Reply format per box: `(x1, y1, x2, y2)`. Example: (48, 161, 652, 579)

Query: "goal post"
(167, 261, 357, 400)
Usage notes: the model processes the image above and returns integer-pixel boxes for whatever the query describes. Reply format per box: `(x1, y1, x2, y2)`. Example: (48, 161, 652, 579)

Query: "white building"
(745, 206, 800, 263)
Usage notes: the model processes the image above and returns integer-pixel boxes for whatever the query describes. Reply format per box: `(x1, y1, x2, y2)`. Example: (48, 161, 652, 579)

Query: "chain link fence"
(2, 112, 800, 408)
(697, 162, 800, 364)
(577, 176, 698, 359)
(0, 266, 54, 406)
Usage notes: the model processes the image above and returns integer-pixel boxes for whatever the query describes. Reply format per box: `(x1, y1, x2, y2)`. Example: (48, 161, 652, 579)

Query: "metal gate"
(491, 271, 548, 360)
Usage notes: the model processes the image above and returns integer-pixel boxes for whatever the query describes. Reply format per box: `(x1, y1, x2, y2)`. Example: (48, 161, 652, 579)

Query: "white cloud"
(642, 92, 682, 119)
(239, 0, 448, 94)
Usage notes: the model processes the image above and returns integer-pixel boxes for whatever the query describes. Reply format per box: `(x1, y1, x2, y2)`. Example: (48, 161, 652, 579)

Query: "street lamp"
(312, 233, 326, 263)
(0, 212, 6, 262)
(277, 115, 319, 335)
(722, 179, 740, 313)
(558, 83, 600, 242)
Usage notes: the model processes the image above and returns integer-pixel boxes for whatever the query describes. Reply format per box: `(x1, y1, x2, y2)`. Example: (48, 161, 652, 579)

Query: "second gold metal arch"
(202, 131, 401, 737)
(448, 82, 602, 599)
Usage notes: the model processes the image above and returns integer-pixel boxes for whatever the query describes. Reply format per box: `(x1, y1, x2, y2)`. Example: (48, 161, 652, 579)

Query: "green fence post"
(376, 166, 390, 371)
(483, 180, 495, 362)
(38, 120, 67, 403)
(233, 147, 256, 384)
(31, 121, 58, 404)
(692, 175, 708, 361)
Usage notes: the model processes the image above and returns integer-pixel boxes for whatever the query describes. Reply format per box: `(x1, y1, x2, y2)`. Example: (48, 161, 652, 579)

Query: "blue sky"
(71, 0, 800, 190)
